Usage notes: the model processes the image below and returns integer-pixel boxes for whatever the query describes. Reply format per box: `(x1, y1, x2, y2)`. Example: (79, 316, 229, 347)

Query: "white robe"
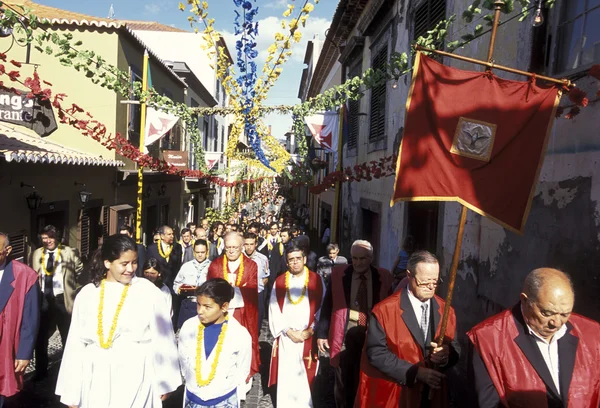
(178, 315, 252, 403)
(55, 277, 181, 408)
(268, 271, 325, 408)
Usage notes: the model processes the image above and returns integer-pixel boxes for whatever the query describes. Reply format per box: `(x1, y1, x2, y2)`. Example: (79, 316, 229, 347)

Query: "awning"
(0, 123, 125, 167)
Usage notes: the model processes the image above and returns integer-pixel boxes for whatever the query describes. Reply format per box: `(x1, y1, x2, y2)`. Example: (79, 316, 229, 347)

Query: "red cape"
(207, 255, 260, 377)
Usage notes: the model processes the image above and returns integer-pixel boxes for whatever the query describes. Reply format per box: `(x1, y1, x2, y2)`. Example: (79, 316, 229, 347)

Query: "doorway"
(406, 202, 439, 253)
(361, 209, 381, 265)
(32, 200, 69, 247)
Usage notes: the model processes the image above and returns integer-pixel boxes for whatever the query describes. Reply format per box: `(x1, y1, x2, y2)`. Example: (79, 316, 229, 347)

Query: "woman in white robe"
(55, 234, 181, 408)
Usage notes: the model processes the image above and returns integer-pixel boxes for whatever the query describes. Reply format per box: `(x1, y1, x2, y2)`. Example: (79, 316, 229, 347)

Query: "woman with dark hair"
(178, 278, 252, 408)
(55, 234, 181, 408)
(143, 258, 172, 315)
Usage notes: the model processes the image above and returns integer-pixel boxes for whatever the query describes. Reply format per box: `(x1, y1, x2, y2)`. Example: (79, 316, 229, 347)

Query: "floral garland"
(97, 279, 130, 349)
(40, 245, 61, 276)
(222, 254, 244, 287)
(157, 239, 173, 260)
(196, 315, 229, 386)
(285, 266, 309, 305)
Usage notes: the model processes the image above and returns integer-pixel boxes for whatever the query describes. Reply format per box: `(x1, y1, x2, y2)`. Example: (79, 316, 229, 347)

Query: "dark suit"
(469, 305, 579, 408)
(366, 289, 460, 407)
(135, 243, 146, 277)
(145, 242, 182, 289)
(317, 265, 392, 408)
(0, 260, 40, 403)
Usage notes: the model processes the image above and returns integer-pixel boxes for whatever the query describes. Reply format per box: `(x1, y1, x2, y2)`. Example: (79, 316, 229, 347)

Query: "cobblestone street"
(5, 321, 335, 408)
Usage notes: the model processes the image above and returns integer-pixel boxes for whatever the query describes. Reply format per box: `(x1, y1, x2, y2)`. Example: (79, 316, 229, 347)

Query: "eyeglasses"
(414, 276, 441, 288)
(288, 257, 304, 264)
(225, 246, 241, 251)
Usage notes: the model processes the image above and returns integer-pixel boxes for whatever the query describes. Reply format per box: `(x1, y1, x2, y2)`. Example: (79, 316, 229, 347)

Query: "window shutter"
(78, 210, 91, 258)
(369, 46, 388, 141)
(101, 206, 110, 240)
(414, 0, 447, 46)
(7, 231, 27, 262)
(348, 62, 362, 150)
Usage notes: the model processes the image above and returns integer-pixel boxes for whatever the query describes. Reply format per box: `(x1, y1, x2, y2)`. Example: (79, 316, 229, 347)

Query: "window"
(348, 61, 362, 150)
(216, 79, 221, 102)
(369, 45, 388, 142)
(554, 0, 600, 73)
(203, 119, 210, 152)
(221, 126, 225, 152)
(414, 0, 446, 42)
(128, 69, 142, 147)
(213, 125, 219, 152)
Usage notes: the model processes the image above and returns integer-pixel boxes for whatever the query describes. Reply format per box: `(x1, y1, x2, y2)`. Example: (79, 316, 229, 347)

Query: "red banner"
(391, 53, 560, 233)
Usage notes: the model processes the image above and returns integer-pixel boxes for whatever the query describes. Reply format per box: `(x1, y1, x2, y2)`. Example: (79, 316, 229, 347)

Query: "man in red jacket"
(0, 232, 40, 407)
(356, 250, 460, 408)
(469, 268, 600, 408)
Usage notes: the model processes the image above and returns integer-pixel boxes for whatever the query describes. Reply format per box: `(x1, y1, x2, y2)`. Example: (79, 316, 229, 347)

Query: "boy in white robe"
(178, 278, 252, 408)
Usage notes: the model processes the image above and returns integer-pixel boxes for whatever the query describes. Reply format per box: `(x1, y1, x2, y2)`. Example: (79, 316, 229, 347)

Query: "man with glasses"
(316, 240, 393, 408)
(172, 239, 211, 329)
(356, 250, 460, 408)
(206, 232, 260, 394)
(268, 245, 325, 408)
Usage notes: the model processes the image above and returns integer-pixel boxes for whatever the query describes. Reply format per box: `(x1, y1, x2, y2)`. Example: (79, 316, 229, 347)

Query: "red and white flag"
(305, 111, 339, 152)
(205, 152, 222, 171)
(144, 107, 179, 153)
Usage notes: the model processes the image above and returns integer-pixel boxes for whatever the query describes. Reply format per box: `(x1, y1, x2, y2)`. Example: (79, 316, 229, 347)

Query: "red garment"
(391, 52, 561, 233)
(468, 309, 600, 408)
(328, 265, 393, 367)
(0, 261, 38, 397)
(268, 270, 323, 387)
(207, 255, 260, 377)
(355, 289, 456, 408)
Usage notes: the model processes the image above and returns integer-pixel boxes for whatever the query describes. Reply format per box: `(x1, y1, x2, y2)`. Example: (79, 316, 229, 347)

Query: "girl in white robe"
(178, 278, 252, 408)
(55, 234, 181, 408)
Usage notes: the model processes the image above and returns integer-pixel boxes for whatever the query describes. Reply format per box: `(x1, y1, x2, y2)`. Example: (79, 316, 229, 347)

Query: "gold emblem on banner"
(450, 117, 497, 162)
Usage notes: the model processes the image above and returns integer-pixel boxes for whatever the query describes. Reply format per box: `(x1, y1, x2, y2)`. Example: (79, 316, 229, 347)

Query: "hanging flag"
(143, 107, 179, 153)
(391, 52, 560, 233)
(305, 111, 339, 153)
(204, 152, 222, 170)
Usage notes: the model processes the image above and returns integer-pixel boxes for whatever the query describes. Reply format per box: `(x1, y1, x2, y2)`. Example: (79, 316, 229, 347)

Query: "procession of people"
(1, 181, 600, 408)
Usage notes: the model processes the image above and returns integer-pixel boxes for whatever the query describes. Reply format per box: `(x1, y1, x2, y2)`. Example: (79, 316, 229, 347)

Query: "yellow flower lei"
(196, 315, 229, 387)
(41, 245, 61, 276)
(267, 238, 284, 256)
(285, 267, 309, 305)
(97, 280, 130, 349)
(222, 255, 244, 287)
(157, 239, 173, 260)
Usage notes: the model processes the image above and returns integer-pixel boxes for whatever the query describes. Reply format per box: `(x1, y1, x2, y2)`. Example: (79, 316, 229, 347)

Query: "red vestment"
(468, 308, 600, 408)
(355, 289, 457, 408)
(0, 260, 39, 397)
(268, 270, 323, 387)
(207, 255, 260, 377)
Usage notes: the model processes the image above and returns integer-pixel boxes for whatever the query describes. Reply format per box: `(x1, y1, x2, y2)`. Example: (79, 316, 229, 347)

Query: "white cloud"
(144, 3, 162, 15)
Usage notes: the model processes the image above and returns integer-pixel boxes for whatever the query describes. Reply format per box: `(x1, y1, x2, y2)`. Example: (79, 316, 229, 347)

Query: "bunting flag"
(391, 52, 561, 233)
(205, 152, 222, 170)
(305, 111, 339, 153)
(143, 107, 179, 153)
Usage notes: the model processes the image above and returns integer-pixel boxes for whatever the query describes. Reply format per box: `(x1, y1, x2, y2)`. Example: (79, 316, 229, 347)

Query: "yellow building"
(0, 0, 187, 261)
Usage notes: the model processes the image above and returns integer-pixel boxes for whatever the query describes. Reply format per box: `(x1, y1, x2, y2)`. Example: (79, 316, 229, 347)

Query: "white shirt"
(246, 251, 269, 293)
(41, 248, 64, 296)
(525, 320, 567, 395)
(226, 258, 241, 286)
(0, 262, 5, 283)
(407, 285, 431, 336)
(173, 259, 211, 295)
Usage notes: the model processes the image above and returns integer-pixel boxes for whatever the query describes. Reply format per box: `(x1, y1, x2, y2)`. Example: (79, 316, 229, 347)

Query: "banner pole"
(135, 49, 149, 244)
(331, 105, 344, 244)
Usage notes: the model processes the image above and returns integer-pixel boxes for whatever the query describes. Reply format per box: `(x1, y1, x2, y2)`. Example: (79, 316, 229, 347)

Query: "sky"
(37, 0, 337, 140)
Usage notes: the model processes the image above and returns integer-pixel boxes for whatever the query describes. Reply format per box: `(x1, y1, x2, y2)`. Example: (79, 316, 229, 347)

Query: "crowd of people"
(1, 183, 599, 408)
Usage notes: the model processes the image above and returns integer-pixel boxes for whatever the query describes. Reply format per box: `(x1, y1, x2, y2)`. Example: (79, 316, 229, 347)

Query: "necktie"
(44, 251, 55, 297)
(421, 303, 428, 340)
(357, 273, 368, 326)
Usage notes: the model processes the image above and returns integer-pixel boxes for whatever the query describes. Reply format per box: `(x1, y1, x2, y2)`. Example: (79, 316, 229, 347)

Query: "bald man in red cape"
(207, 232, 260, 377)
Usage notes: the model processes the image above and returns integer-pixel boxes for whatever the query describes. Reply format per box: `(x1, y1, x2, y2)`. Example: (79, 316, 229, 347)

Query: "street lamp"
(74, 182, 92, 207)
(21, 182, 43, 210)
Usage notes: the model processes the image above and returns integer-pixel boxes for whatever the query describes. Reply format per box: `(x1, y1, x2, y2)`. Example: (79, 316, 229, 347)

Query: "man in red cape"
(268, 245, 324, 407)
(469, 268, 600, 408)
(356, 251, 460, 408)
(0, 232, 40, 407)
(206, 232, 259, 378)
